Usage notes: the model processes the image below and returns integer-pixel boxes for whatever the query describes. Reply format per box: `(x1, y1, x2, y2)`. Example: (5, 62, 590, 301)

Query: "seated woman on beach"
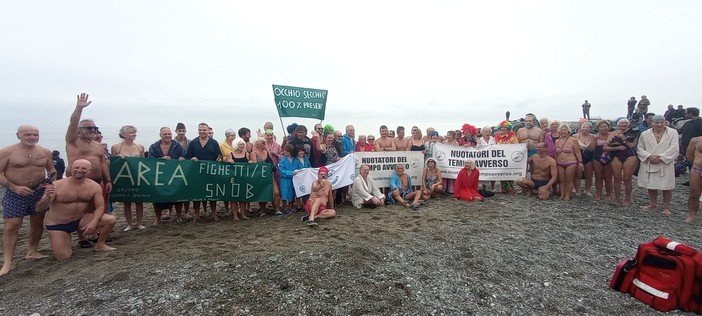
(355, 135, 373, 152)
(421, 158, 443, 201)
(454, 159, 484, 202)
(389, 164, 423, 209)
(351, 164, 385, 208)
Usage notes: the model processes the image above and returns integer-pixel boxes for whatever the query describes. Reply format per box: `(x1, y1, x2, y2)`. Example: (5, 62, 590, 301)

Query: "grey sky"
(1, 0, 701, 151)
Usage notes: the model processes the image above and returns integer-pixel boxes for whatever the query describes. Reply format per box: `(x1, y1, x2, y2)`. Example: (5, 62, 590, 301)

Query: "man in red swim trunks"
(301, 166, 336, 226)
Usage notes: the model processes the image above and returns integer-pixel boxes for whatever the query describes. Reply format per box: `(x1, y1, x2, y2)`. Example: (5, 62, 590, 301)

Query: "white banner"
(353, 151, 424, 188)
(293, 155, 357, 197)
(433, 143, 527, 181)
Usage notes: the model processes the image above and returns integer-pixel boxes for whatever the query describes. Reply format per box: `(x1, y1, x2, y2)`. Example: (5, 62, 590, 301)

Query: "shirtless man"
(65, 93, 112, 201)
(374, 125, 396, 152)
(685, 136, 702, 223)
(515, 143, 557, 200)
(35, 159, 116, 260)
(390, 164, 423, 208)
(394, 126, 410, 151)
(300, 166, 337, 226)
(0, 125, 55, 275)
(517, 115, 545, 158)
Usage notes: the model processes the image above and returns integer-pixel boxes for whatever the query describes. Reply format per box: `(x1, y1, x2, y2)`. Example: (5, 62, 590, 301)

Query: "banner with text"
(293, 155, 357, 197)
(353, 151, 424, 188)
(272, 84, 328, 120)
(109, 157, 273, 202)
(433, 143, 527, 181)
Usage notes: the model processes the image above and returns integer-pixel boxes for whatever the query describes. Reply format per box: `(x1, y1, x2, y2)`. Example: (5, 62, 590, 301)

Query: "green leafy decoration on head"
(323, 124, 335, 136)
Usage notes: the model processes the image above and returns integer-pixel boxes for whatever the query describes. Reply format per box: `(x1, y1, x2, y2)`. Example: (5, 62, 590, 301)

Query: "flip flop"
(306, 220, 318, 226)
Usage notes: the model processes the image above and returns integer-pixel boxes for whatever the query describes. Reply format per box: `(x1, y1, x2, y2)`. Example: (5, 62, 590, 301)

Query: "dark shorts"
(528, 149, 538, 157)
(153, 202, 175, 209)
(45, 219, 81, 234)
(533, 179, 549, 189)
(2, 186, 46, 219)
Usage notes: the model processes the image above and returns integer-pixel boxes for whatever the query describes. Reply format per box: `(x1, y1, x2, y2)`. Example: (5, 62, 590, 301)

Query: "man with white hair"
(637, 115, 679, 215)
(0, 125, 56, 275)
(342, 125, 356, 156)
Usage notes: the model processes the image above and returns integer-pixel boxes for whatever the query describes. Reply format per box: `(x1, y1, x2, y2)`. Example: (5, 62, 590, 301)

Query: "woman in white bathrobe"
(637, 115, 679, 215)
(351, 164, 385, 208)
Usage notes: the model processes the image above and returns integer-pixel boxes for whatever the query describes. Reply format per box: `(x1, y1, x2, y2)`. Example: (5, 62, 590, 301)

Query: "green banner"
(109, 157, 272, 202)
(272, 84, 328, 120)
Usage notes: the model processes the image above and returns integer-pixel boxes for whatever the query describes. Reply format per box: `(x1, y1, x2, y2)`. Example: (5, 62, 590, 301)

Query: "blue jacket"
(148, 140, 185, 159)
(342, 135, 355, 156)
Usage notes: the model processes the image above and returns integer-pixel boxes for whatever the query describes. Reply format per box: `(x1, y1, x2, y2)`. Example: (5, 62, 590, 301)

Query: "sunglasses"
(80, 126, 99, 131)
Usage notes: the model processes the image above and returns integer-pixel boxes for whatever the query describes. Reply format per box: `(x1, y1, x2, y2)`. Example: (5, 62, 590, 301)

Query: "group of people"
(1, 92, 701, 277)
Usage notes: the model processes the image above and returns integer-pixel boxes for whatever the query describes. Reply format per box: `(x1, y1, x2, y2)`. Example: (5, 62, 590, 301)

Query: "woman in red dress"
(454, 159, 484, 202)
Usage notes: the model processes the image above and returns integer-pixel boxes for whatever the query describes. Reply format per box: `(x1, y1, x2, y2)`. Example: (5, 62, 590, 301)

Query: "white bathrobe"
(637, 127, 679, 190)
(351, 175, 384, 208)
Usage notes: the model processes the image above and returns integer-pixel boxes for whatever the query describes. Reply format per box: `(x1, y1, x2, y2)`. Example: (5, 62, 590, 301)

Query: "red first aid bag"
(610, 236, 702, 313)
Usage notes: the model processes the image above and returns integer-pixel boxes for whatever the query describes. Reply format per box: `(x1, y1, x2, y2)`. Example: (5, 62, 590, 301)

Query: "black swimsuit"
(410, 144, 426, 151)
(231, 153, 248, 163)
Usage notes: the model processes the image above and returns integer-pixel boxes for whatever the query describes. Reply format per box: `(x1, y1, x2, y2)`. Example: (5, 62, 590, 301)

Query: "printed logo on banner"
(349, 174, 356, 181)
(511, 151, 525, 162)
(435, 151, 447, 161)
(330, 176, 339, 185)
(299, 185, 306, 193)
(410, 157, 421, 168)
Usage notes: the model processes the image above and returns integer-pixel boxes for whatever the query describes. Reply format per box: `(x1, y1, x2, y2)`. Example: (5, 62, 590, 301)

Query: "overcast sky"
(2, 0, 701, 151)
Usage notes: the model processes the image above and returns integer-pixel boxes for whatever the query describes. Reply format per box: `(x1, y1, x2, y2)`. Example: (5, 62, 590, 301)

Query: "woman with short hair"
(605, 118, 639, 206)
(351, 164, 385, 208)
(454, 159, 484, 202)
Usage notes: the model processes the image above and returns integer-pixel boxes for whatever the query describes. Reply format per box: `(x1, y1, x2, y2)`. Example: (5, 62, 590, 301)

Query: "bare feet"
(94, 244, 117, 252)
(594, 195, 601, 201)
(25, 252, 48, 260)
(0, 264, 13, 276)
(623, 200, 631, 207)
(153, 220, 160, 225)
(685, 216, 696, 223)
(662, 209, 672, 216)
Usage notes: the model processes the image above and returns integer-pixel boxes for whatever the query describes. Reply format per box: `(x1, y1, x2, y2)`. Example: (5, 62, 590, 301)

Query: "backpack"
(610, 236, 702, 313)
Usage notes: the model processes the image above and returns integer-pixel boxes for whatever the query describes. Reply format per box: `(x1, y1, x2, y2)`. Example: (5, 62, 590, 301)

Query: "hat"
(318, 166, 329, 174)
(264, 128, 274, 135)
(287, 123, 299, 135)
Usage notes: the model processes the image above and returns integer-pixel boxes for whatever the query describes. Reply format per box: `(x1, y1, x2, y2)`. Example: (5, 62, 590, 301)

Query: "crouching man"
(36, 159, 116, 259)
